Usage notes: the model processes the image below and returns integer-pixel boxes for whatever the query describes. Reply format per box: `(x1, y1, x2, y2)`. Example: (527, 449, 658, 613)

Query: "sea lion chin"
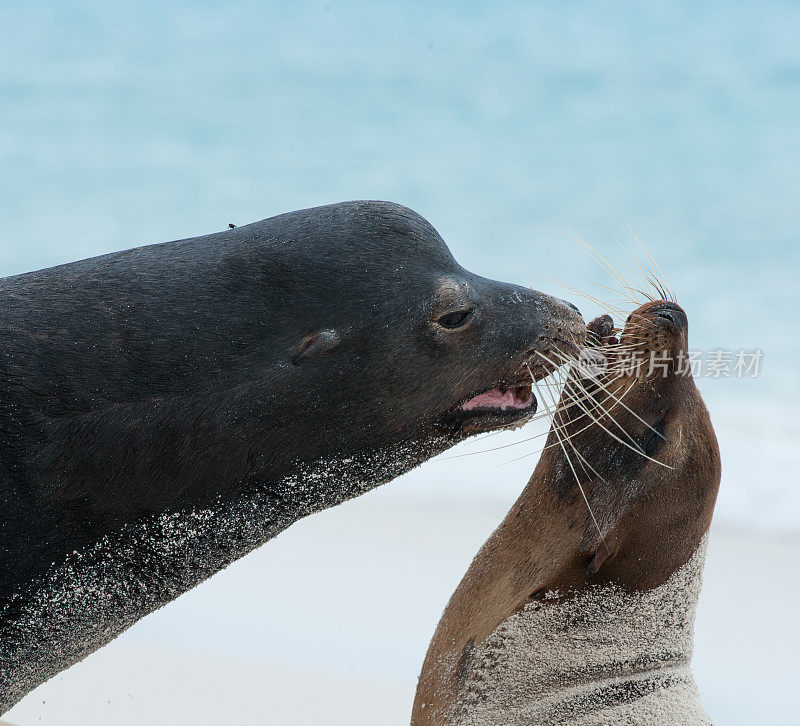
(413, 299, 722, 725)
(0, 200, 583, 712)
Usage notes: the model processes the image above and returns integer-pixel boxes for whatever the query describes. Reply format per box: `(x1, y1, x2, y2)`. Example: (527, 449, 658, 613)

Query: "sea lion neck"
(446, 537, 711, 726)
(0, 433, 452, 710)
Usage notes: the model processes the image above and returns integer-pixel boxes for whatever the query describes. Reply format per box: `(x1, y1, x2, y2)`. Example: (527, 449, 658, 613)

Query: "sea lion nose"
(651, 301, 687, 328)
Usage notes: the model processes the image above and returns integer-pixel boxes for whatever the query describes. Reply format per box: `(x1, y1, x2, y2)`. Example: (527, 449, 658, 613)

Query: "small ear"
(586, 542, 615, 579)
(291, 329, 341, 364)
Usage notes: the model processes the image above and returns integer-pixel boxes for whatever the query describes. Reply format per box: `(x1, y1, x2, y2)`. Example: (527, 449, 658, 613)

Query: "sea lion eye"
(437, 309, 473, 329)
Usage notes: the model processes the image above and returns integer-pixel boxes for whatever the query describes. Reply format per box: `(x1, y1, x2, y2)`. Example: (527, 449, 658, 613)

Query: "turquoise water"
(0, 0, 798, 530)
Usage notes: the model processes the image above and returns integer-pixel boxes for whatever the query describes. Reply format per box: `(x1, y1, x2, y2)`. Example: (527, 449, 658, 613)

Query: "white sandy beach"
(5, 493, 798, 726)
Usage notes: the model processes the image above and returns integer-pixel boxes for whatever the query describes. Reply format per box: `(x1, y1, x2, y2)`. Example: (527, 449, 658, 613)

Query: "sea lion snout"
(626, 299, 688, 333)
(431, 280, 585, 437)
(524, 293, 587, 376)
(518, 289, 586, 348)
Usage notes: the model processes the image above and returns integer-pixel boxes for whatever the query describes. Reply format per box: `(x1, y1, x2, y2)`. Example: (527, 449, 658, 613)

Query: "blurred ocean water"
(0, 0, 798, 532)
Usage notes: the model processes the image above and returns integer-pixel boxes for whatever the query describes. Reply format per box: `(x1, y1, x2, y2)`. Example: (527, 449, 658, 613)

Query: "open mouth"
(441, 353, 569, 436)
(444, 383, 536, 435)
(461, 384, 533, 412)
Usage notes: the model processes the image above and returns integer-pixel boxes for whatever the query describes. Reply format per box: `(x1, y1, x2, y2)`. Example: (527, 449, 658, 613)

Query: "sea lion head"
(553, 299, 721, 591)
(2, 200, 586, 524)
(479, 296, 722, 608)
(268, 201, 585, 450)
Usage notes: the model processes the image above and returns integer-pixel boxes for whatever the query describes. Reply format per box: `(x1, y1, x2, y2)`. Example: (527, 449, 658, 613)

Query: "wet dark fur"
(0, 200, 582, 710)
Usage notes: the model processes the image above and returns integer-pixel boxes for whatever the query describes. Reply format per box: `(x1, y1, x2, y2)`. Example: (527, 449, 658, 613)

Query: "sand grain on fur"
(448, 537, 712, 725)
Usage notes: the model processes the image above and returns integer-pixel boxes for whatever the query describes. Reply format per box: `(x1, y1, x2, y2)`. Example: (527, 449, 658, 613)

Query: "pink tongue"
(461, 387, 532, 412)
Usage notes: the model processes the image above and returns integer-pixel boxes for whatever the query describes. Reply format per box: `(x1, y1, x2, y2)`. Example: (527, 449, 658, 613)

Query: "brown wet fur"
(412, 300, 721, 725)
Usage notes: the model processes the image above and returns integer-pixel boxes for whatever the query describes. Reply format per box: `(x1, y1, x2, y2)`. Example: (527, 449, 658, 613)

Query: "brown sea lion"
(413, 299, 721, 725)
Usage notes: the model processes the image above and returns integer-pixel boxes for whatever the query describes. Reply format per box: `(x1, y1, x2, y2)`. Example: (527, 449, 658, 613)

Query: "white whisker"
(531, 367, 608, 552)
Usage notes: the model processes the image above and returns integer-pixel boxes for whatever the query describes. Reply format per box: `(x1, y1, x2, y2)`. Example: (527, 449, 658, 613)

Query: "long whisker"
(566, 232, 651, 305)
(547, 384, 614, 493)
(527, 275, 635, 315)
(547, 349, 667, 440)
(536, 352, 673, 469)
(530, 366, 608, 550)
(562, 376, 650, 456)
(622, 219, 675, 302)
(613, 237, 671, 303)
(588, 279, 654, 304)
(527, 377, 640, 457)
(500, 376, 639, 464)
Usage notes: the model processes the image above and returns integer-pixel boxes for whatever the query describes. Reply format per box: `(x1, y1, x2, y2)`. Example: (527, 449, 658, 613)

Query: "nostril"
(561, 299, 581, 315)
(653, 307, 686, 327)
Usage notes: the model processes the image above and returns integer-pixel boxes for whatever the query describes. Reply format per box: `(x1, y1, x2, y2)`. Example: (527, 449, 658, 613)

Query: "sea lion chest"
(445, 539, 712, 726)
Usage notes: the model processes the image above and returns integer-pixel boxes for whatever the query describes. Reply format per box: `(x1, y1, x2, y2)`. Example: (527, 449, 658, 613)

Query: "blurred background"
(1, 1, 797, 724)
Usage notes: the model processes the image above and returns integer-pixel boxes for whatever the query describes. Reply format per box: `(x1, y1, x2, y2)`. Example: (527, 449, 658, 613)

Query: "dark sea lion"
(0, 201, 584, 711)
(413, 300, 721, 725)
